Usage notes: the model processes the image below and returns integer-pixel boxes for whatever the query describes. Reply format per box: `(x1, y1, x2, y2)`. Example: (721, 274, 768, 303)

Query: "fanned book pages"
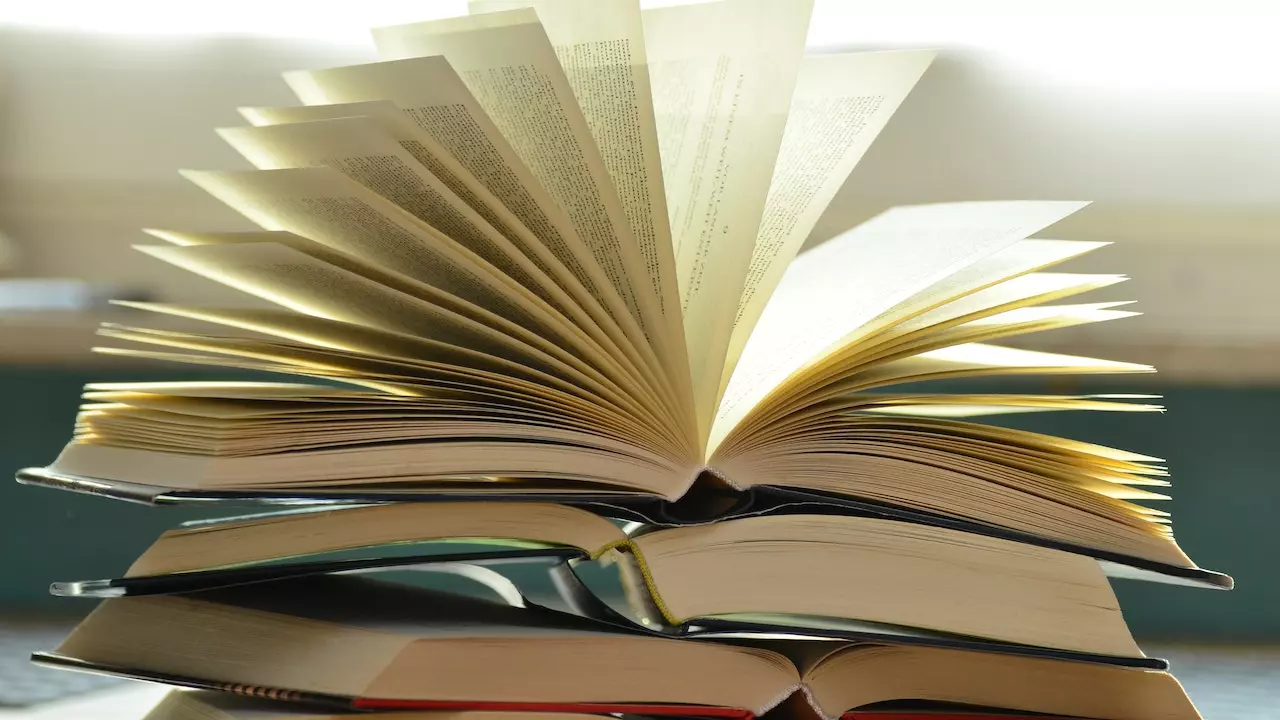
(22, 2, 1227, 586)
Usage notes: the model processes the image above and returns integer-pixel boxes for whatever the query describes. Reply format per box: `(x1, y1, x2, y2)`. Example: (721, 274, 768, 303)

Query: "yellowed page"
(709, 201, 1089, 455)
(372, 13, 673, 351)
(642, 0, 812, 443)
(718, 275, 1133, 447)
(241, 101, 608, 316)
(136, 239, 635, 399)
(896, 271, 1129, 334)
(469, 0, 680, 325)
(133, 242, 559, 370)
(141, 233, 675, 438)
(790, 239, 1116, 372)
(282, 59, 639, 346)
(279, 63, 694, 450)
(723, 50, 935, 385)
(124, 244, 682, 439)
(857, 304, 1140, 369)
(216, 116, 668, 397)
(115, 302, 579, 390)
(86, 347, 659, 450)
(793, 394, 1164, 420)
(848, 344, 1155, 388)
(180, 167, 618, 377)
(752, 345, 1156, 418)
(94, 324, 656, 441)
(219, 117, 579, 315)
(238, 101, 676, 413)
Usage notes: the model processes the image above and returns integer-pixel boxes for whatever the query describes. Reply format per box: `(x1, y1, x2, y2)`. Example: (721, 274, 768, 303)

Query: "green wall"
(984, 383, 1278, 640)
(1, 366, 1274, 639)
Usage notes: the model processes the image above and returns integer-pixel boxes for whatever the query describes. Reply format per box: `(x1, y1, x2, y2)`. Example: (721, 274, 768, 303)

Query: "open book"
(23, 1, 1224, 587)
(44, 576, 1201, 720)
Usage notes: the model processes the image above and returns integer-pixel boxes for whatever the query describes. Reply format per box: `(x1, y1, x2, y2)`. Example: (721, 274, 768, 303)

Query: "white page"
(722, 50, 935, 387)
(642, 0, 812, 442)
(470, 0, 680, 325)
(709, 200, 1089, 454)
(372, 12, 673, 351)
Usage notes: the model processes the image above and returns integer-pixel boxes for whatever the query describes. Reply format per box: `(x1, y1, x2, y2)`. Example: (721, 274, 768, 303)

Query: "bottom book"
(43, 575, 1198, 720)
(141, 689, 1138, 720)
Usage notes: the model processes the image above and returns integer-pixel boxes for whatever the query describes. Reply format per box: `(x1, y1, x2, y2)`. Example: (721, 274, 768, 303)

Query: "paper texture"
(220, 117, 575, 320)
(133, 242, 522, 360)
(372, 12, 669, 346)
(283, 59, 630, 340)
(238, 100, 676, 412)
(242, 99, 616, 328)
(370, 12, 697, 448)
(181, 167, 553, 337)
(722, 50, 935, 388)
(710, 201, 1089, 454)
(470, 0, 680, 324)
(642, 0, 813, 442)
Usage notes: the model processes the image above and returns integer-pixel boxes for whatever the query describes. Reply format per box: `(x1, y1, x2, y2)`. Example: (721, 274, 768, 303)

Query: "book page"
(180, 167, 592, 368)
(642, 0, 812, 442)
(708, 201, 1089, 454)
(469, 0, 680, 324)
(722, 50, 935, 387)
(242, 100, 607, 318)
(141, 227, 660, 418)
(802, 240, 1115, 367)
(239, 101, 673, 406)
(283, 59, 636, 344)
(219, 116, 576, 321)
(133, 242, 544, 365)
(128, 242, 671, 421)
(896, 272, 1129, 335)
(96, 323, 644, 428)
(836, 343, 1154, 395)
(372, 13, 673, 353)
(856, 303, 1140, 372)
(145, 223, 675, 437)
(112, 302, 580, 394)
(879, 239, 1114, 336)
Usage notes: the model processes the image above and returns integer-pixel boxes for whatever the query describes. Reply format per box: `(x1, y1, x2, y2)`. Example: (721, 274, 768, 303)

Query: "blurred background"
(0, 0, 1277, 716)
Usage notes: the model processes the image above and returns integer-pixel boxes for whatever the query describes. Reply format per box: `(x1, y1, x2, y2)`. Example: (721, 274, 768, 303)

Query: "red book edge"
(354, 698, 755, 719)
(844, 707, 1064, 712)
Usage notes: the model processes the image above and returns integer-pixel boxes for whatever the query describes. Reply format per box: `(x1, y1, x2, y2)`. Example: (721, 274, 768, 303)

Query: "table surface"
(0, 685, 167, 720)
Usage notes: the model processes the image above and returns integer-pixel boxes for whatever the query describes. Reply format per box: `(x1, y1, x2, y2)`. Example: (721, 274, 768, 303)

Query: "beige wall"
(1, 26, 1277, 376)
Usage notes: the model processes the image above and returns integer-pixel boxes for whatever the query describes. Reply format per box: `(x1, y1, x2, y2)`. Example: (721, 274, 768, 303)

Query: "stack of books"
(17, 1, 1232, 719)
